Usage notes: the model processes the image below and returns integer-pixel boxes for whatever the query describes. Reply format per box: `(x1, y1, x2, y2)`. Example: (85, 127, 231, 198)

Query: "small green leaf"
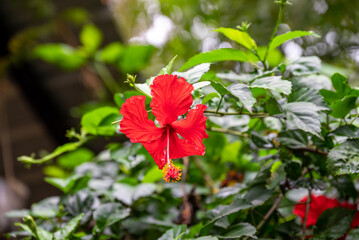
(330, 96, 357, 118)
(158, 225, 187, 240)
(180, 48, 249, 71)
(114, 93, 125, 108)
(45, 174, 90, 194)
(174, 63, 211, 84)
(269, 31, 320, 52)
(313, 207, 354, 240)
(327, 140, 359, 175)
(80, 24, 103, 52)
(210, 81, 230, 97)
(283, 102, 322, 138)
(250, 76, 292, 95)
(218, 223, 256, 239)
(202, 92, 220, 104)
(201, 198, 252, 235)
(142, 165, 163, 183)
(93, 203, 130, 232)
(159, 55, 177, 75)
(118, 45, 156, 73)
(54, 213, 84, 240)
(57, 147, 94, 169)
(33, 44, 86, 70)
(100, 42, 124, 63)
(333, 125, 359, 139)
(215, 27, 257, 49)
(228, 83, 256, 113)
(288, 87, 329, 110)
(81, 106, 120, 136)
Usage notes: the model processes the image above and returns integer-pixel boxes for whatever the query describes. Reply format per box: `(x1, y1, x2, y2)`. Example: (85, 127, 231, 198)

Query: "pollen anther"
(162, 160, 182, 183)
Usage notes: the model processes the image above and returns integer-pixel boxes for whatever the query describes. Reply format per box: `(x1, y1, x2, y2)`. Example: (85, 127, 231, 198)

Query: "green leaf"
(80, 24, 103, 52)
(218, 223, 256, 239)
(201, 198, 252, 235)
(210, 81, 230, 97)
(33, 44, 86, 70)
(142, 165, 163, 183)
(195, 237, 218, 240)
(286, 56, 321, 76)
(202, 92, 220, 104)
(159, 55, 177, 75)
(313, 207, 355, 240)
(269, 31, 320, 52)
(250, 76, 292, 95)
(283, 102, 322, 138)
(112, 183, 156, 205)
(54, 213, 84, 240)
(158, 225, 187, 240)
(333, 125, 359, 139)
(119, 45, 156, 73)
(31, 197, 59, 218)
(45, 174, 90, 194)
(174, 63, 211, 84)
(330, 96, 357, 118)
(114, 93, 125, 108)
(57, 147, 94, 169)
(81, 106, 120, 136)
(93, 203, 130, 232)
(180, 48, 249, 71)
(327, 140, 359, 175)
(100, 42, 124, 63)
(215, 27, 257, 49)
(228, 83, 256, 113)
(245, 186, 272, 206)
(288, 87, 329, 110)
(331, 73, 350, 97)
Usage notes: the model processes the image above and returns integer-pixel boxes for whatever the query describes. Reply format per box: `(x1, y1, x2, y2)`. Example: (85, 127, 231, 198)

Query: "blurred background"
(0, 0, 358, 236)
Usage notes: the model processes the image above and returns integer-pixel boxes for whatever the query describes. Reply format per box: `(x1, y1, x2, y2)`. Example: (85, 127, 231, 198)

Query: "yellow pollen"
(162, 160, 182, 183)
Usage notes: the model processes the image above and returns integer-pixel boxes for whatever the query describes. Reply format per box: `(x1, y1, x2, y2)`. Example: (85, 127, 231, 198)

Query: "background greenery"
(1, 0, 359, 239)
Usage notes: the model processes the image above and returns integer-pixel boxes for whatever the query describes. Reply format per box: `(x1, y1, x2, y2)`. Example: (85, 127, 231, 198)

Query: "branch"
(204, 110, 269, 118)
(207, 127, 249, 137)
(243, 193, 283, 240)
(291, 147, 328, 156)
(302, 190, 312, 240)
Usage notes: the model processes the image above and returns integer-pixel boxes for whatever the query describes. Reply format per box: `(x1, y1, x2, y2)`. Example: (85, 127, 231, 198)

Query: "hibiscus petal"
(142, 134, 167, 169)
(150, 75, 194, 125)
(142, 127, 205, 169)
(171, 104, 208, 147)
(120, 95, 164, 143)
(170, 131, 205, 159)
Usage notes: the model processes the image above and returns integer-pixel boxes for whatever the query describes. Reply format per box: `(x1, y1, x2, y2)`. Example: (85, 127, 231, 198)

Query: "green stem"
(263, 0, 287, 70)
(17, 137, 92, 165)
(302, 190, 311, 240)
(93, 61, 121, 94)
(216, 96, 223, 113)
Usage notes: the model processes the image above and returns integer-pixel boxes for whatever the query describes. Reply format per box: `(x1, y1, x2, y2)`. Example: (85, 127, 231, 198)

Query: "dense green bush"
(5, 0, 359, 239)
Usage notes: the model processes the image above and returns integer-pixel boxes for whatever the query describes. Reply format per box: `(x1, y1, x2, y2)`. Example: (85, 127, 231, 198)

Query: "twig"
(243, 193, 283, 240)
(208, 127, 249, 138)
(291, 147, 328, 156)
(302, 190, 312, 240)
(216, 96, 223, 113)
(193, 157, 215, 192)
(263, 0, 287, 69)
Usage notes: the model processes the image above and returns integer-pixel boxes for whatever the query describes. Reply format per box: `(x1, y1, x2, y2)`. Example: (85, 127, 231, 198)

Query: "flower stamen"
(162, 160, 182, 183)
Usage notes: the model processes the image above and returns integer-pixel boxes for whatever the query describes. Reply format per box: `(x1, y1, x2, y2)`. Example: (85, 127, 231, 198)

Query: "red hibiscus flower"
(119, 74, 208, 182)
(293, 194, 359, 240)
